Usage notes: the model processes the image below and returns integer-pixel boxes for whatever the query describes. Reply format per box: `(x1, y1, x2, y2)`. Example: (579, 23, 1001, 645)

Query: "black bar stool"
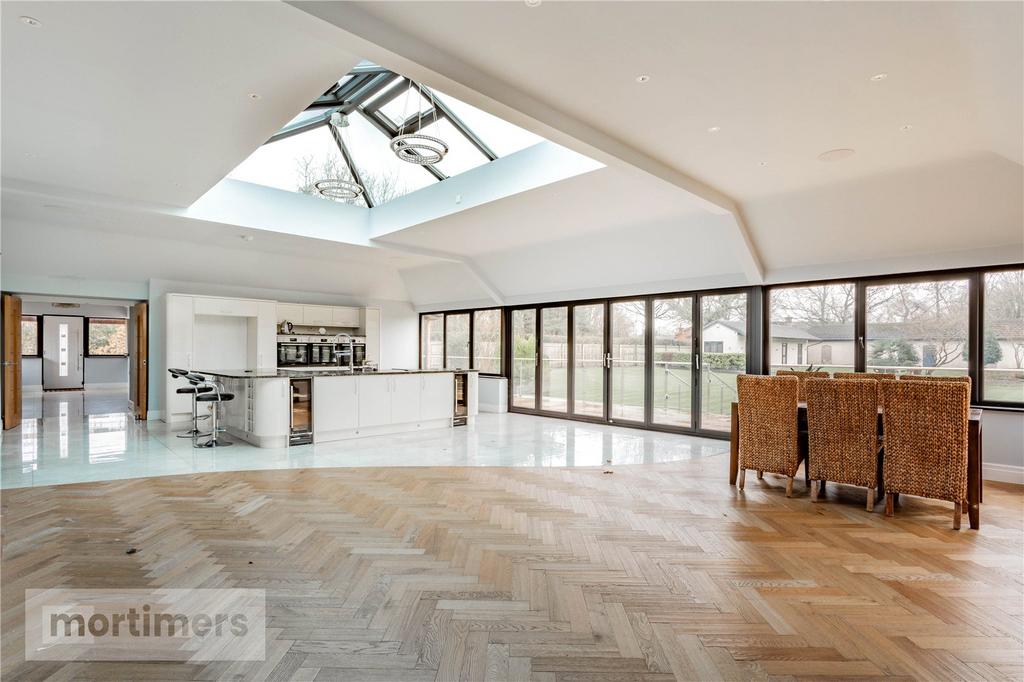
(193, 376, 234, 448)
(168, 369, 212, 438)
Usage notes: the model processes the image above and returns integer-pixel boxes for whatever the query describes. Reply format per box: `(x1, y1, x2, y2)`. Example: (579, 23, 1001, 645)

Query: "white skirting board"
(984, 463, 1024, 485)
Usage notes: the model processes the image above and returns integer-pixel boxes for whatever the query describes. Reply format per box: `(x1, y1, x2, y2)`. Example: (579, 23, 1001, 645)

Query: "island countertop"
(198, 368, 479, 379)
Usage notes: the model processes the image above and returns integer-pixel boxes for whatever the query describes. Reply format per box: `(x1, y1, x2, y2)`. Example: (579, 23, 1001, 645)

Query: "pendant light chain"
(390, 77, 449, 165)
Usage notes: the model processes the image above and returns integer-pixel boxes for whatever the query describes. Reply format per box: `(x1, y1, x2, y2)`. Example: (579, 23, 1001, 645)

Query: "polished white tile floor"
(1, 389, 730, 489)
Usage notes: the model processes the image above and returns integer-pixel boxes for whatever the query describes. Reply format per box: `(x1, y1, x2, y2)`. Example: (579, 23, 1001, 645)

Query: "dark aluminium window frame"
(419, 262, 1023, 440)
(20, 315, 42, 357)
(84, 317, 130, 358)
(416, 307, 505, 377)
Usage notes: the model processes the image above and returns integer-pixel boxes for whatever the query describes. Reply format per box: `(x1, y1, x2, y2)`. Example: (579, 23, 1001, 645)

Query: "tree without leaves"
(295, 155, 402, 207)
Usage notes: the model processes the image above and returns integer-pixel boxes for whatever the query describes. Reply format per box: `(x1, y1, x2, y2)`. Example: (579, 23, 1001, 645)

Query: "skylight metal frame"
(259, 65, 504, 206)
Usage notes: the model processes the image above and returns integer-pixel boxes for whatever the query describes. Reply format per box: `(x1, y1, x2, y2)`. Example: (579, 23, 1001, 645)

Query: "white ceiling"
(0, 1, 359, 207)
(2, 1, 1021, 311)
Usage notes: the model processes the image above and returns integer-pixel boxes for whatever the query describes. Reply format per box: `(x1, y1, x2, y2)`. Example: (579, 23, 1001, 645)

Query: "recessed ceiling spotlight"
(19, 16, 42, 27)
(817, 148, 856, 162)
(525, 0, 541, 6)
(707, 126, 721, 133)
(870, 73, 888, 82)
(899, 124, 913, 132)
(240, 235, 254, 242)
(247, 93, 261, 101)
(635, 74, 651, 84)
(758, 161, 769, 167)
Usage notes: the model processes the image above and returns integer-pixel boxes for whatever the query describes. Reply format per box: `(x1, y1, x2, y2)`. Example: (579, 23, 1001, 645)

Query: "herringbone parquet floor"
(2, 456, 1022, 681)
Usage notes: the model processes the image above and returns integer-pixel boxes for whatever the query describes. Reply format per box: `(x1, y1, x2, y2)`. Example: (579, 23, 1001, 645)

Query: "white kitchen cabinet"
(390, 375, 422, 424)
(361, 307, 381, 366)
(420, 374, 454, 421)
(333, 306, 360, 328)
(467, 372, 479, 417)
(254, 301, 277, 368)
(277, 303, 302, 325)
(302, 305, 333, 326)
(165, 294, 196, 419)
(313, 376, 359, 434)
(194, 297, 258, 318)
(357, 375, 392, 428)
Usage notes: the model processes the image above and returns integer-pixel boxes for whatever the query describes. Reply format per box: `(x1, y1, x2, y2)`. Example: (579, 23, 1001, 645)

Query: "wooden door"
(2, 293, 23, 430)
(131, 302, 148, 420)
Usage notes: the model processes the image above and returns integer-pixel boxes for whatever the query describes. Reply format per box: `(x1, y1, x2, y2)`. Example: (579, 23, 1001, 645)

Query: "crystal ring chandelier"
(314, 178, 364, 200)
(390, 133, 448, 165)
(392, 79, 448, 165)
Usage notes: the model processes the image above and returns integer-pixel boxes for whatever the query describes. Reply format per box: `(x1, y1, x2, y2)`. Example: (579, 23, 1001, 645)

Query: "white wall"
(982, 410, 1024, 484)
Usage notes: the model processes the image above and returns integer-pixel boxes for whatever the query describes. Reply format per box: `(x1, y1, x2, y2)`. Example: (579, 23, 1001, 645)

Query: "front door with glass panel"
(43, 316, 84, 390)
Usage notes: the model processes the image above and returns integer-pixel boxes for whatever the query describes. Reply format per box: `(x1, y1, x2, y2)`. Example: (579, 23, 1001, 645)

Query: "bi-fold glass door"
(508, 290, 748, 435)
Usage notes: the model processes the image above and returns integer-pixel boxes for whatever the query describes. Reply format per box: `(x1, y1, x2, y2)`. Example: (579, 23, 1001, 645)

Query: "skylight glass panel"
(221, 61, 555, 208)
(380, 88, 433, 128)
(420, 119, 490, 177)
(228, 126, 368, 207)
(436, 90, 544, 157)
(344, 113, 435, 203)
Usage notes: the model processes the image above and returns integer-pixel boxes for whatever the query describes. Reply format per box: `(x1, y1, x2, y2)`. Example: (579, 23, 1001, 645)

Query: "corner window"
(86, 318, 128, 356)
(21, 315, 39, 356)
(420, 314, 444, 369)
(444, 314, 470, 369)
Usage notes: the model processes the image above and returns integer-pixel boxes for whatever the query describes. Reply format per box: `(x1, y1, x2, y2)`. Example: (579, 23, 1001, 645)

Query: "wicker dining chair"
(898, 374, 972, 388)
(737, 375, 802, 496)
(805, 378, 882, 510)
(881, 380, 970, 529)
(776, 370, 830, 401)
(834, 372, 897, 382)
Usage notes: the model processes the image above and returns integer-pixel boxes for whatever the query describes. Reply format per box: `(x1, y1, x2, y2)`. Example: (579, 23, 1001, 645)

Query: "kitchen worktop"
(199, 368, 479, 379)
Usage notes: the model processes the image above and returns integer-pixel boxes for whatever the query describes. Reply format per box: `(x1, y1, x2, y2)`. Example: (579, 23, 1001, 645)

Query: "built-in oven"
(309, 342, 337, 366)
(277, 339, 309, 367)
(332, 342, 366, 369)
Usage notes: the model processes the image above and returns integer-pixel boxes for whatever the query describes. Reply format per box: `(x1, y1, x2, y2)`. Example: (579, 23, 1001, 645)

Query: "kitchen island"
(198, 369, 478, 448)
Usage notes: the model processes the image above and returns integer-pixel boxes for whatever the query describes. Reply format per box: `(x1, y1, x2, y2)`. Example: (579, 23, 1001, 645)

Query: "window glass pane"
(573, 304, 605, 417)
(610, 301, 646, 422)
(700, 293, 746, 432)
(984, 269, 1024, 403)
(512, 309, 537, 408)
(421, 314, 443, 369)
(769, 283, 855, 374)
(652, 297, 692, 428)
(866, 279, 969, 377)
(88, 318, 127, 356)
(444, 314, 470, 370)
(472, 309, 502, 374)
(540, 307, 568, 412)
(380, 85, 432, 128)
(228, 126, 367, 207)
(21, 316, 38, 356)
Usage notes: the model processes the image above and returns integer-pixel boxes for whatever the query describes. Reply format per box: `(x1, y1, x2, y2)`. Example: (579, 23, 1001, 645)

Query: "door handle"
(695, 353, 701, 371)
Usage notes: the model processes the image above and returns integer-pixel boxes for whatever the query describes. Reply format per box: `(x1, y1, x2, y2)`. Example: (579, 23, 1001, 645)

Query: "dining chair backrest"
(881, 379, 969, 505)
(737, 375, 800, 477)
(805, 378, 880, 487)
(834, 372, 897, 382)
(776, 370, 829, 401)
(898, 374, 972, 389)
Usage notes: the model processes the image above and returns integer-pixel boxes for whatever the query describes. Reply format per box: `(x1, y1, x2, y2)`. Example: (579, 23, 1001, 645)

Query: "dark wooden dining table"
(728, 402, 984, 529)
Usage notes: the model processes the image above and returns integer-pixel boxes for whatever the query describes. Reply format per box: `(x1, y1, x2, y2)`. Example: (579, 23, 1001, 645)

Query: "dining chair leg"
(810, 480, 819, 502)
(866, 488, 875, 512)
(737, 468, 746, 491)
(785, 477, 794, 498)
(885, 493, 895, 517)
(953, 501, 962, 530)
(820, 480, 826, 494)
(756, 470, 763, 480)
